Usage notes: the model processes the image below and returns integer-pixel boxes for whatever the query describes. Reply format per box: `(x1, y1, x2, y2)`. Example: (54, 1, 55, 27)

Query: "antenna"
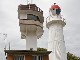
(27, 0, 28, 4)
(54, 3, 56, 5)
(27, 0, 33, 4)
(0, 33, 7, 50)
(4, 45, 6, 50)
(9, 42, 10, 50)
(31, 0, 33, 4)
(3, 34, 7, 50)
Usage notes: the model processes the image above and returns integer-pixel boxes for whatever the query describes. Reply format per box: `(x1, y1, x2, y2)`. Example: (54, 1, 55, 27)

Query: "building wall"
(7, 54, 49, 60)
(7, 54, 13, 60)
(19, 12, 27, 19)
(43, 55, 49, 60)
(25, 55, 32, 60)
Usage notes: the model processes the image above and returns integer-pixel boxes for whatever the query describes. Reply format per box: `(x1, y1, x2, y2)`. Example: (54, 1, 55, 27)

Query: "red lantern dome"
(50, 3, 61, 10)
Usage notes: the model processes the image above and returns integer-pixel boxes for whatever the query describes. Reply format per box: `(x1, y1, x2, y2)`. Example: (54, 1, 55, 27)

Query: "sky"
(0, 0, 80, 60)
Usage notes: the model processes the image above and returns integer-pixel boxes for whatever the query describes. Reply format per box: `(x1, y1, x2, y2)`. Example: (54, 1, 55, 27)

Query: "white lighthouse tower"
(18, 4, 44, 50)
(46, 3, 67, 60)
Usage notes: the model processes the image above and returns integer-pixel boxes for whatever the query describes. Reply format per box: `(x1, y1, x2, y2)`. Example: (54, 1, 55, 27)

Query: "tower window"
(13, 55, 24, 60)
(27, 14, 40, 21)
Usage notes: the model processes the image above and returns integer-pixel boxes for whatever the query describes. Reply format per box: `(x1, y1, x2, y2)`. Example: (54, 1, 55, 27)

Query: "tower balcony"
(46, 15, 66, 28)
(18, 4, 43, 14)
(19, 20, 43, 39)
(18, 4, 44, 24)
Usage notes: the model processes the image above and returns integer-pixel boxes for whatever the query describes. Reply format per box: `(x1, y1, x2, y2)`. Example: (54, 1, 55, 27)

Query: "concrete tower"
(4, 3, 52, 60)
(46, 3, 67, 60)
(18, 4, 44, 50)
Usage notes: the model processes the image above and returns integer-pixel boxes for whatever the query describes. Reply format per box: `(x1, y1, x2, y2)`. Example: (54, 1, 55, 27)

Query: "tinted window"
(56, 9, 61, 15)
(14, 55, 24, 60)
(32, 56, 37, 60)
(27, 14, 40, 21)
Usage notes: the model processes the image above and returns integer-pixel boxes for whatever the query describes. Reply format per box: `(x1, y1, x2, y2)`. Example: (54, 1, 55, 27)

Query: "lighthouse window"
(13, 55, 24, 60)
(56, 9, 61, 15)
(27, 14, 40, 21)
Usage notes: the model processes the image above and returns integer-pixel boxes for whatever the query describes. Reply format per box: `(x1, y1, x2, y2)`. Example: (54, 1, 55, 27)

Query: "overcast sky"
(0, 0, 80, 60)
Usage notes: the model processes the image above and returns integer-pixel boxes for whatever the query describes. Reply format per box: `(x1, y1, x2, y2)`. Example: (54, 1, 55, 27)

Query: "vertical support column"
(25, 25, 38, 51)
(26, 32, 37, 50)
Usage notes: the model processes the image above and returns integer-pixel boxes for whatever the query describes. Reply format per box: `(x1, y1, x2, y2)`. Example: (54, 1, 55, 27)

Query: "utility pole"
(0, 33, 7, 50)
(3, 33, 7, 50)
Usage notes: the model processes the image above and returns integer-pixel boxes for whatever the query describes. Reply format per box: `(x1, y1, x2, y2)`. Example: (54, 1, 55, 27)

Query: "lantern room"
(49, 3, 61, 15)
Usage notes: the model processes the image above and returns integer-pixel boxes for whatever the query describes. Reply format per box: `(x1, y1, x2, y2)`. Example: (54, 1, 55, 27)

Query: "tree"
(37, 48, 47, 51)
(67, 52, 80, 60)
(37, 48, 80, 60)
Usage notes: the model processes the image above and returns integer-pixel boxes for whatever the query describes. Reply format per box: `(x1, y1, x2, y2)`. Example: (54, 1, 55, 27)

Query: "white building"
(46, 3, 67, 60)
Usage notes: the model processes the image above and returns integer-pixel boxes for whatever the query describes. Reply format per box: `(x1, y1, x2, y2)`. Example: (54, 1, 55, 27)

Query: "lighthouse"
(46, 3, 67, 60)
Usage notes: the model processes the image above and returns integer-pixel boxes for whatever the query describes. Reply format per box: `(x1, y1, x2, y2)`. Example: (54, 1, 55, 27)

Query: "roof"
(50, 4, 61, 10)
(18, 4, 36, 10)
(4, 50, 51, 55)
(18, 4, 43, 14)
